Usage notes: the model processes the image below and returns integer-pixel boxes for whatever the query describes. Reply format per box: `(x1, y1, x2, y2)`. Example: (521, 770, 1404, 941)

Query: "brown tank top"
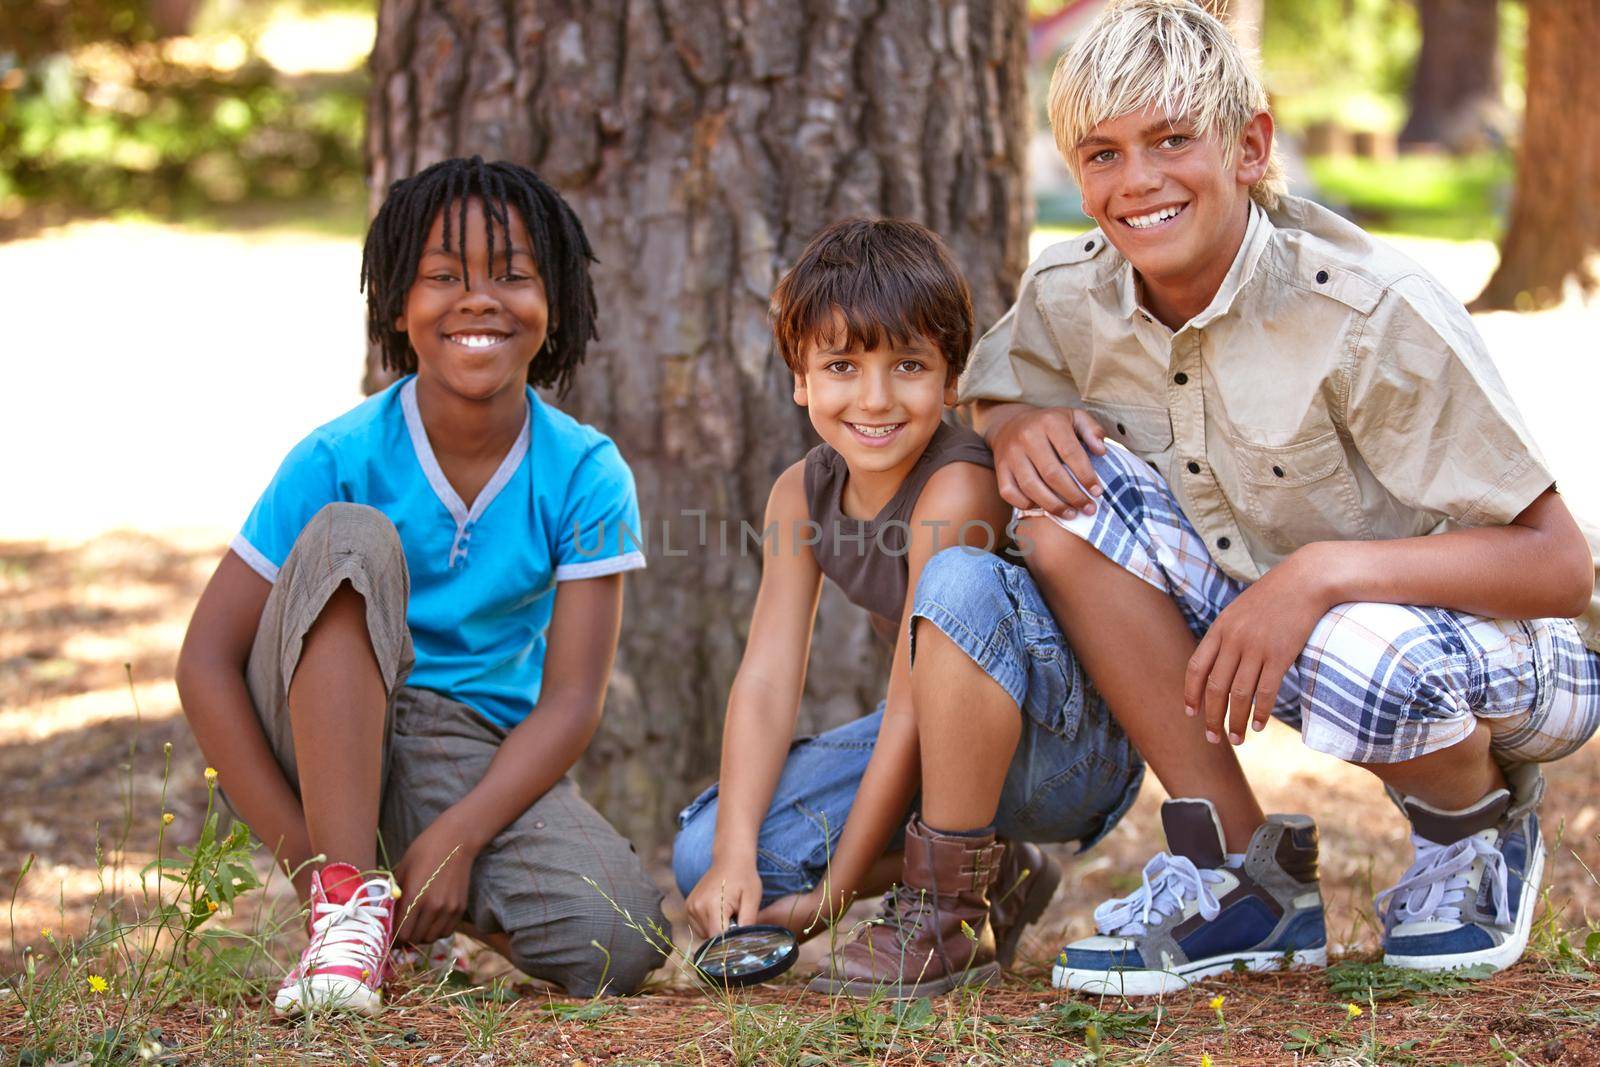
(804, 420, 995, 634)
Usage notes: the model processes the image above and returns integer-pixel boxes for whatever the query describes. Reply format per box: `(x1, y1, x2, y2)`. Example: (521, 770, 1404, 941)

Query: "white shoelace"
(1375, 832, 1509, 930)
(1094, 852, 1227, 937)
(304, 878, 393, 976)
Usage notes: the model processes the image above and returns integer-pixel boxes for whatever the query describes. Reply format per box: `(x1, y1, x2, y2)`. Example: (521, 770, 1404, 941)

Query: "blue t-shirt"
(233, 375, 645, 727)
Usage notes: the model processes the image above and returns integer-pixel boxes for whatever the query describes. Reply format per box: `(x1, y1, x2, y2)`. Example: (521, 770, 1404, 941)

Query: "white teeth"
(850, 423, 901, 438)
(1125, 205, 1183, 229)
(451, 334, 503, 348)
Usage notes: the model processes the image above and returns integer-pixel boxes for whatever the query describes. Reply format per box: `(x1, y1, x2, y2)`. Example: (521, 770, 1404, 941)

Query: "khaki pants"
(243, 502, 667, 995)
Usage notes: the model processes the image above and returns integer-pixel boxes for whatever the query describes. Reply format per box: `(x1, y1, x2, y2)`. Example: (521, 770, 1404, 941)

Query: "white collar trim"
(400, 378, 532, 562)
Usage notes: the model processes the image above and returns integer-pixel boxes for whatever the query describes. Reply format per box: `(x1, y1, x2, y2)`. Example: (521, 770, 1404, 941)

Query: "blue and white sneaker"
(1379, 763, 1544, 973)
(1054, 799, 1327, 996)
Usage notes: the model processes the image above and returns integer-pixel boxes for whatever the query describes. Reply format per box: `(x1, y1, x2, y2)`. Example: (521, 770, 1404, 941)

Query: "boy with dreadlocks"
(176, 157, 667, 1014)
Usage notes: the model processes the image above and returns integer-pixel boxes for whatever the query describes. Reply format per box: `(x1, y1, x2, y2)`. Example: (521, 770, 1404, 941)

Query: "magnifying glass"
(691, 924, 799, 987)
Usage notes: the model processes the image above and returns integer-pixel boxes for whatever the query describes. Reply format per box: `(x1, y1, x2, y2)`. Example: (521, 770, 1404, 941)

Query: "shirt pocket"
(1084, 402, 1174, 457)
(1228, 431, 1373, 553)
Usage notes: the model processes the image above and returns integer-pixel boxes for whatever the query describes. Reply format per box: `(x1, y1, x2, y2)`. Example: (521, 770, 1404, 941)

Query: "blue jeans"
(672, 548, 1145, 904)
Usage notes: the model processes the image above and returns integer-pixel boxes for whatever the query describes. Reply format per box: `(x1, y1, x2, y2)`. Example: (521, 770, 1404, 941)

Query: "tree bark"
(1399, 0, 1505, 153)
(1473, 0, 1600, 311)
(365, 0, 1031, 850)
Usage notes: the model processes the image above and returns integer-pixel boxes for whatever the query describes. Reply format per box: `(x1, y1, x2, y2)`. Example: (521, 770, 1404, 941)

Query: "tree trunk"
(1399, 0, 1505, 153)
(1473, 0, 1600, 311)
(366, 0, 1031, 851)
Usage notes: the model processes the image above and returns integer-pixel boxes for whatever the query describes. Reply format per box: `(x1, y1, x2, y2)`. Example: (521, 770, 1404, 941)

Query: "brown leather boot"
(808, 816, 1003, 998)
(989, 839, 1062, 969)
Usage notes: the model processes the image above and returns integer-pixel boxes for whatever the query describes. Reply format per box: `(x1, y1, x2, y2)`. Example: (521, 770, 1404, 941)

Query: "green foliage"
(1263, 0, 1420, 133)
(0, 47, 364, 224)
(1032, 998, 1159, 1041)
(4, 743, 299, 1065)
(1326, 960, 1495, 1002)
(0, 0, 156, 65)
(1307, 152, 1512, 241)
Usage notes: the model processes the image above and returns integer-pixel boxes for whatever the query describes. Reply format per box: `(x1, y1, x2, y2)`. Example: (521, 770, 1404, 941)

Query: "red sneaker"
(273, 863, 396, 1015)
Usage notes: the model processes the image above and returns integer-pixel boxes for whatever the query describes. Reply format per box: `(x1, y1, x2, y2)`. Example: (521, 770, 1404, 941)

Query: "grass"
(1306, 151, 1513, 242)
(6, 676, 1600, 1063)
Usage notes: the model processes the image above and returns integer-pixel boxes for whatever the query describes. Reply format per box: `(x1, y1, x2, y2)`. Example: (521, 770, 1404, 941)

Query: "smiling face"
(1074, 108, 1271, 322)
(394, 197, 550, 404)
(793, 330, 957, 485)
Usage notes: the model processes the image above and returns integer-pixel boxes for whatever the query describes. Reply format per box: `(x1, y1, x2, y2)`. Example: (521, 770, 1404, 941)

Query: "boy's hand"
(989, 406, 1108, 517)
(393, 816, 481, 944)
(1184, 545, 1335, 746)
(685, 858, 764, 940)
(755, 887, 833, 943)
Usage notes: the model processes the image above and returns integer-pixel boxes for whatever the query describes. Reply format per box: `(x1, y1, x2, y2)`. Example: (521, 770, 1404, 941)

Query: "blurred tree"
(1474, 0, 1599, 310)
(1201, 0, 1260, 54)
(0, 0, 153, 63)
(1399, 0, 1505, 152)
(365, 0, 1032, 848)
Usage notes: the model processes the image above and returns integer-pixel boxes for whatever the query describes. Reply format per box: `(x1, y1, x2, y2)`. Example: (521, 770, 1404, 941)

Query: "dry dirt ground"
(3, 218, 1599, 1063)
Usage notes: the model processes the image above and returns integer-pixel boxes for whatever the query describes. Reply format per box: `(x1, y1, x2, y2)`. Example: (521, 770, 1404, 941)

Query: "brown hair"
(770, 218, 974, 379)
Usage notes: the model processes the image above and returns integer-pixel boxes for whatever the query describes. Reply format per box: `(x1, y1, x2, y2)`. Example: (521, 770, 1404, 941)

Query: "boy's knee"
(1297, 602, 1465, 758)
(671, 810, 716, 898)
(913, 546, 1008, 619)
(507, 896, 669, 997)
(303, 501, 402, 555)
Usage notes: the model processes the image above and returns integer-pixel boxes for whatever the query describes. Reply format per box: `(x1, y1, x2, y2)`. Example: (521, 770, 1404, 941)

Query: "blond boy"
(935, 0, 1600, 994)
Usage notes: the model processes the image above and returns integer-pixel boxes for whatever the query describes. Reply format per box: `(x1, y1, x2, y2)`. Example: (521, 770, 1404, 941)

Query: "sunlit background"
(2, 0, 1597, 985)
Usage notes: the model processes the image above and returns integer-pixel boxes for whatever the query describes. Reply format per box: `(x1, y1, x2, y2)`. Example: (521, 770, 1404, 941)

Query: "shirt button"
(1218, 537, 1232, 550)
(1186, 460, 1201, 474)
(1116, 422, 1127, 435)
(1084, 240, 1096, 251)
(1174, 372, 1189, 385)
(1315, 269, 1330, 284)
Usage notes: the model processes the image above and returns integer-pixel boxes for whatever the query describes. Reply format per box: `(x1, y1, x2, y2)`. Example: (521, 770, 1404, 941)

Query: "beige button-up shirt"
(961, 196, 1600, 653)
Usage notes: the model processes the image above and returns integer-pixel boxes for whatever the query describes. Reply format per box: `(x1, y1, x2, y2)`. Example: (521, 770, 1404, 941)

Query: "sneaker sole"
(808, 961, 1001, 1000)
(273, 974, 382, 1016)
(1383, 836, 1545, 974)
(1052, 945, 1328, 997)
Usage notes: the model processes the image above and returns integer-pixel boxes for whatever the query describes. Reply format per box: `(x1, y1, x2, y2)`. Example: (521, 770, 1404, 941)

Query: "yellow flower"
(87, 974, 108, 994)
(1200, 1053, 1213, 1067)
(206, 899, 219, 912)
(161, 812, 174, 826)
(1347, 1002, 1364, 1019)
(39, 927, 50, 939)
(1209, 994, 1226, 1011)
(204, 767, 218, 784)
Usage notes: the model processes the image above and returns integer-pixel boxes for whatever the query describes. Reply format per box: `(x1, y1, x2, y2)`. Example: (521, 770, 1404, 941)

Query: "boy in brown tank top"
(671, 219, 1144, 997)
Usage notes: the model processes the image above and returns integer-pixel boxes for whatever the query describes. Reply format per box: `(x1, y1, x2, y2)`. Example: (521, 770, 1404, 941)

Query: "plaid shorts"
(238, 502, 666, 995)
(1023, 442, 1600, 766)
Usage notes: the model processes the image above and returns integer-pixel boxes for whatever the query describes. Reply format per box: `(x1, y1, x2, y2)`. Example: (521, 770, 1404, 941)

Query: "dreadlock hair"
(361, 156, 598, 397)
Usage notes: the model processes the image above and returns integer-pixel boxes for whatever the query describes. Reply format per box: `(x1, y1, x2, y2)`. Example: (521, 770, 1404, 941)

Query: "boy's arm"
(684, 462, 824, 937)
(393, 570, 625, 942)
(1189, 489, 1595, 747)
(974, 400, 1108, 518)
(1190, 281, 1596, 747)
(175, 552, 315, 895)
(758, 461, 1013, 937)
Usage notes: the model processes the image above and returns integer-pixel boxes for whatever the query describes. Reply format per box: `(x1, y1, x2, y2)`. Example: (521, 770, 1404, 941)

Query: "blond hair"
(1048, 0, 1284, 210)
